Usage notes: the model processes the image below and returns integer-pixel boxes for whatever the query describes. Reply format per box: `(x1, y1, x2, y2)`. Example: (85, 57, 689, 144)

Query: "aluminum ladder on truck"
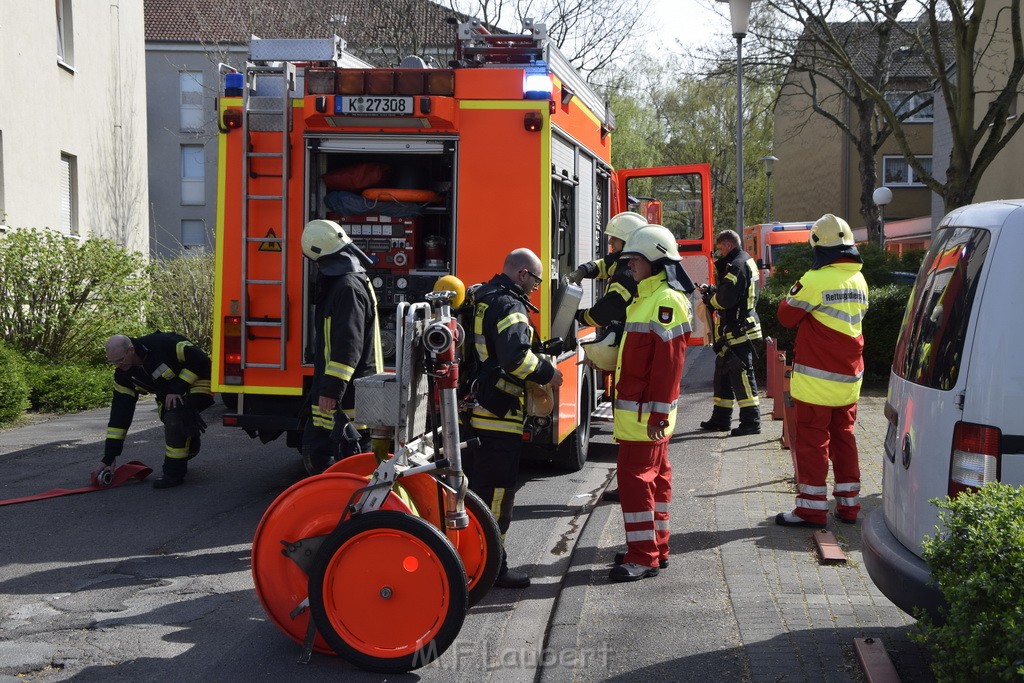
(236, 38, 341, 370)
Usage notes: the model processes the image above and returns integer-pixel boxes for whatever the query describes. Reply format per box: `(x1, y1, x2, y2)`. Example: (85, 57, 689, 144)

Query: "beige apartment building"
(0, 2, 149, 252)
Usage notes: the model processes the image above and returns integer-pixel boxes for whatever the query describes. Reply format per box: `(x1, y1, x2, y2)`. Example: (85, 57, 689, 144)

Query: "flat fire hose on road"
(0, 461, 153, 506)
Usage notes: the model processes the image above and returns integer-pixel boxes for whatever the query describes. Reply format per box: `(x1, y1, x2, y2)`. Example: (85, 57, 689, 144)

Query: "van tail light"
(948, 421, 1001, 497)
(224, 315, 243, 385)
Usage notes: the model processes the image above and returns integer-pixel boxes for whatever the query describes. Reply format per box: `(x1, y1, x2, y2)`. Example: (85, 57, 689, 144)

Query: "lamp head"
(717, 0, 754, 37)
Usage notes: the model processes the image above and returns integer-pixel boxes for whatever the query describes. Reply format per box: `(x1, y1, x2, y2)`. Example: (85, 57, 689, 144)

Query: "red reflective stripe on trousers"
(792, 399, 860, 524)
(616, 440, 671, 568)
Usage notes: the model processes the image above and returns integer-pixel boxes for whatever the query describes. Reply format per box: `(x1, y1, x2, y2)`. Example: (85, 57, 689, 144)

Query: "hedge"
(20, 353, 112, 413)
(915, 483, 1024, 681)
(0, 343, 30, 426)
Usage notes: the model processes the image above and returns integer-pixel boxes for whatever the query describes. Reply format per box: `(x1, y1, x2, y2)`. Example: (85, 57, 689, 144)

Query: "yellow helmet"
(432, 274, 466, 308)
(605, 211, 648, 242)
(301, 219, 352, 260)
(581, 325, 622, 372)
(809, 214, 856, 248)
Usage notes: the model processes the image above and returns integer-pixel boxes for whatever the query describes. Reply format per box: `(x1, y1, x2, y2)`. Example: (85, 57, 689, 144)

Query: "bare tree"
(747, 0, 1023, 237)
(446, 0, 654, 82)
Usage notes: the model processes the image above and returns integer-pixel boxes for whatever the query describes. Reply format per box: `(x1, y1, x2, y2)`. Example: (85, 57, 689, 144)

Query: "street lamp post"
(872, 186, 893, 250)
(719, 0, 754, 232)
(760, 154, 778, 222)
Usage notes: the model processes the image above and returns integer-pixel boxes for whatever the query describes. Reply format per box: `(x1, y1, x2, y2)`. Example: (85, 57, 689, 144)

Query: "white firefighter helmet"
(581, 324, 622, 372)
(809, 214, 856, 248)
(620, 224, 681, 263)
(605, 211, 648, 242)
(432, 274, 467, 308)
(301, 219, 352, 261)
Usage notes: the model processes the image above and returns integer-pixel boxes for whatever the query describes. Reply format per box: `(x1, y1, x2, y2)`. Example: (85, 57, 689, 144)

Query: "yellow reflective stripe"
(496, 312, 530, 333)
(368, 282, 384, 373)
(326, 361, 355, 381)
(176, 340, 192, 363)
(114, 382, 136, 397)
(179, 368, 198, 385)
(165, 445, 189, 460)
(724, 272, 738, 283)
(191, 380, 212, 396)
(106, 427, 127, 440)
(474, 302, 490, 361)
(607, 282, 631, 300)
(310, 405, 335, 429)
(509, 352, 539, 379)
(323, 316, 332, 367)
(491, 488, 506, 518)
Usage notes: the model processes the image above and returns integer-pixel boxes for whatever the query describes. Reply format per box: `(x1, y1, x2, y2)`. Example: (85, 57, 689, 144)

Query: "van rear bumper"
(862, 507, 947, 623)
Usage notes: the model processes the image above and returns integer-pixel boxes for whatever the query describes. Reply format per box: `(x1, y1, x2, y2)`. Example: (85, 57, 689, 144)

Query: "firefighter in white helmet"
(775, 214, 869, 528)
(565, 211, 648, 327)
(608, 225, 692, 582)
(299, 219, 383, 475)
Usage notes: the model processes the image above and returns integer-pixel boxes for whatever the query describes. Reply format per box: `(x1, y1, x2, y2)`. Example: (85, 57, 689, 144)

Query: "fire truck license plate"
(336, 96, 413, 115)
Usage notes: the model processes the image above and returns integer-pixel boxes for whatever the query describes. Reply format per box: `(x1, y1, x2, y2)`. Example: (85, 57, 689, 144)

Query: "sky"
(646, 0, 728, 51)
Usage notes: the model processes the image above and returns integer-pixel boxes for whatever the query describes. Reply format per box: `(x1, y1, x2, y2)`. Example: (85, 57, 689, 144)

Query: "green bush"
(0, 228, 149, 363)
(0, 343, 30, 425)
(21, 353, 112, 413)
(914, 483, 1024, 682)
(148, 252, 215, 354)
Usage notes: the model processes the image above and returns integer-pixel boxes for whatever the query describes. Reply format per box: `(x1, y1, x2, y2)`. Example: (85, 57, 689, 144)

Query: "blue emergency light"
(523, 62, 552, 100)
(224, 72, 244, 97)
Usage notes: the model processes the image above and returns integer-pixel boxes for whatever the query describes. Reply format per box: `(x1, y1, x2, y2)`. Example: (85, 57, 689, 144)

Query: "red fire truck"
(213, 22, 714, 471)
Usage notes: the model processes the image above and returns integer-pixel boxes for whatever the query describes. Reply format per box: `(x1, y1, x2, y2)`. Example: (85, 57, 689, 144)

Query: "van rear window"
(892, 226, 990, 389)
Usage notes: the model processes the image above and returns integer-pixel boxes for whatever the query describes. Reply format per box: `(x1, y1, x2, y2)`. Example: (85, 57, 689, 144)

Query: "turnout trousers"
(617, 440, 672, 568)
(791, 399, 861, 524)
(159, 393, 214, 478)
(708, 342, 760, 426)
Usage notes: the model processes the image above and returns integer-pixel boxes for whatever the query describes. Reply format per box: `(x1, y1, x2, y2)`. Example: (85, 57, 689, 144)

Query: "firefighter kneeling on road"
(299, 219, 383, 476)
(610, 225, 692, 582)
(98, 333, 214, 489)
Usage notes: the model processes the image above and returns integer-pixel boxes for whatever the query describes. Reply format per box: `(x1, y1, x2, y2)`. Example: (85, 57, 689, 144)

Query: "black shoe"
(834, 513, 858, 525)
(699, 420, 731, 432)
(153, 475, 185, 489)
(601, 489, 620, 502)
(774, 512, 825, 528)
(615, 551, 668, 569)
(494, 567, 531, 589)
(609, 563, 659, 582)
(730, 423, 761, 437)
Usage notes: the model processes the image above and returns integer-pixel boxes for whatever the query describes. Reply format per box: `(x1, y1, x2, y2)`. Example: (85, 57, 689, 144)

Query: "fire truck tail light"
(524, 112, 543, 132)
(222, 108, 243, 130)
(223, 415, 239, 426)
(367, 72, 395, 95)
(306, 68, 336, 95)
(337, 71, 365, 95)
(426, 71, 455, 96)
(395, 71, 425, 95)
(948, 421, 1001, 497)
(224, 315, 243, 385)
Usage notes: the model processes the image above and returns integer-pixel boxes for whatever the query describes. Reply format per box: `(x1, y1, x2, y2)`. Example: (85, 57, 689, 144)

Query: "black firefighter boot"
(153, 459, 186, 489)
(494, 551, 530, 589)
(731, 406, 762, 437)
(700, 407, 732, 432)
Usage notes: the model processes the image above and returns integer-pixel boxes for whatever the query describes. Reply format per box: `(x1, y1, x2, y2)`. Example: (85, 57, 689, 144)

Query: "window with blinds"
(180, 72, 204, 131)
(59, 153, 77, 235)
(181, 145, 205, 205)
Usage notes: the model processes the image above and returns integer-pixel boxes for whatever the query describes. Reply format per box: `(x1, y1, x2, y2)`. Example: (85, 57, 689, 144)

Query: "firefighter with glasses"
(299, 219, 383, 476)
(698, 229, 763, 436)
(464, 248, 563, 588)
(775, 214, 869, 528)
(98, 333, 214, 489)
(609, 225, 692, 582)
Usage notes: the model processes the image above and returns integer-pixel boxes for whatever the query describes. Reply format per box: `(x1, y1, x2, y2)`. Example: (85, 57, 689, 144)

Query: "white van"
(863, 198, 1024, 621)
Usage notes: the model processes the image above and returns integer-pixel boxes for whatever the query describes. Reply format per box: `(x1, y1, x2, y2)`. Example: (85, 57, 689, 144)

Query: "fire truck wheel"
(250, 473, 414, 654)
(554, 370, 593, 472)
(449, 488, 502, 607)
(307, 510, 468, 673)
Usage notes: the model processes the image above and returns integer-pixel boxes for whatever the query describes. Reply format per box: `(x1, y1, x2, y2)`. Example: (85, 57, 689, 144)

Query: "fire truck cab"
(213, 23, 714, 471)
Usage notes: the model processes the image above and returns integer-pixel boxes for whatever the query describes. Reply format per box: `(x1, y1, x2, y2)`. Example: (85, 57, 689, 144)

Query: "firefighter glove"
(566, 267, 586, 285)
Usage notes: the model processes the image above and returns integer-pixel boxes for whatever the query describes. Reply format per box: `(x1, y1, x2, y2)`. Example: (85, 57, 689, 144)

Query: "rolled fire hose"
(0, 461, 152, 506)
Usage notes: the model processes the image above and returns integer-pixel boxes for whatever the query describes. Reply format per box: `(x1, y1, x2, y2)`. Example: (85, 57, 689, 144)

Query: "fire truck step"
(246, 320, 283, 327)
(245, 279, 284, 285)
(592, 403, 613, 422)
(248, 152, 285, 158)
(246, 194, 285, 200)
